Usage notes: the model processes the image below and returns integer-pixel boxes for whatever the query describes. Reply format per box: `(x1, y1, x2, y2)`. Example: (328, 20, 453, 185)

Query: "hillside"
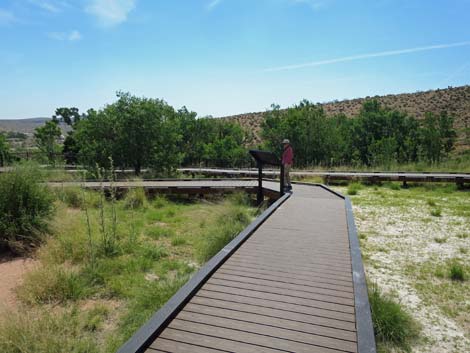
(222, 85, 470, 150)
(0, 118, 50, 134)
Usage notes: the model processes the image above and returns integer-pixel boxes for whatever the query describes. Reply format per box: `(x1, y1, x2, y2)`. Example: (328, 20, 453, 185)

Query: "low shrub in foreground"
(449, 262, 466, 281)
(369, 284, 419, 352)
(0, 163, 54, 254)
(123, 188, 147, 210)
(347, 182, 362, 195)
(197, 204, 253, 263)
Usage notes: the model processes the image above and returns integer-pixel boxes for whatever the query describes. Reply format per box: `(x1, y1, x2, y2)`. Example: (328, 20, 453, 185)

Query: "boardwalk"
(180, 167, 470, 185)
(118, 181, 375, 353)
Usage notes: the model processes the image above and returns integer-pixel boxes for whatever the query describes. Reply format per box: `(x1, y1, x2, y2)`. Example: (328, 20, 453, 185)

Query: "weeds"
(433, 237, 447, 244)
(449, 262, 466, 281)
(430, 208, 442, 217)
(347, 182, 362, 195)
(0, 162, 54, 254)
(369, 284, 419, 352)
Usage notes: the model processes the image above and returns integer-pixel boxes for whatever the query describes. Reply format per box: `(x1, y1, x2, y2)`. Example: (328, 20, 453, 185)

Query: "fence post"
(280, 164, 285, 196)
(257, 161, 263, 205)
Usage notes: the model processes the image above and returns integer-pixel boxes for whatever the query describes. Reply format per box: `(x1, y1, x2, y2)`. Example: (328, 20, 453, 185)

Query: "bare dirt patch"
(336, 185, 470, 353)
(0, 256, 38, 309)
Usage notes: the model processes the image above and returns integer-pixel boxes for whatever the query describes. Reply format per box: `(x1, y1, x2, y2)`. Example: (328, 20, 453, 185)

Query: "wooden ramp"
(118, 182, 375, 353)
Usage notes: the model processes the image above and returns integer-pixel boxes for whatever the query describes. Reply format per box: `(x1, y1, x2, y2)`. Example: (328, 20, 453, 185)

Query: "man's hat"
(282, 139, 290, 144)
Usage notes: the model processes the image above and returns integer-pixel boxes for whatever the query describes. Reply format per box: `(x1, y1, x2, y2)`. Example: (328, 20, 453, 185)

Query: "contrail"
(264, 41, 470, 72)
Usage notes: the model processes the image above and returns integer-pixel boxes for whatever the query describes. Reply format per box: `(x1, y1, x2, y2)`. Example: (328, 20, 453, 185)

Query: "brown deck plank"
(184, 302, 357, 341)
(221, 261, 354, 285)
(210, 273, 354, 297)
(215, 268, 354, 292)
(155, 329, 281, 353)
(191, 295, 357, 332)
(175, 311, 357, 352)
(148, 338, 225, 352)
(198, 286, 355, 318)
(167, 319, 350, 353)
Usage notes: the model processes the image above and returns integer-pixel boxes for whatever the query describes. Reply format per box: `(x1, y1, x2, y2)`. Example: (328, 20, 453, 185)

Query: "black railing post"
(280, 163, 285, 196)
(257, 161, 263, 205)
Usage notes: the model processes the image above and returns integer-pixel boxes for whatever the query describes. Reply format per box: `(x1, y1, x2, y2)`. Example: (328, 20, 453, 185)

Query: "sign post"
(249, 150, 284, 205)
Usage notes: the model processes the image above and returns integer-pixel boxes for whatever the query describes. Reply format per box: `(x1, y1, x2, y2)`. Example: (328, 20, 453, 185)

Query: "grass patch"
(347, 182, 362, 195)
(433, 236, 447, 244)
(449, 261, 466, 281)
(4, 192, 256, 353)
(430, 208, 442, 217)
(369, 284, 419, 352)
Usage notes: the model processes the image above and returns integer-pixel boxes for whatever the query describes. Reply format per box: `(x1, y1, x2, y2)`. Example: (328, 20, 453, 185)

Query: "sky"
(1, 0, 470, 119)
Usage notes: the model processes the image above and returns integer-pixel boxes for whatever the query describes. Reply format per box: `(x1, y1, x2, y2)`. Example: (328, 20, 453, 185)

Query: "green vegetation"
(449, 261, 466, 281)
(0, 163, 54, 254)
(262, 100, 457, 168)
(0, 133, 11, 166)
(369, 284, 419, 352)
(34, 119, 62, 165)
(57, 93, 251, 174)
(347, 182, 362, 195)
(0, 189, 256, 353)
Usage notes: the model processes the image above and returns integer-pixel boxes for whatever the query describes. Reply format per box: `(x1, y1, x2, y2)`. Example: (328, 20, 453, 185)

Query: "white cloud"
(48, 30, 82, 41)
(29, 0, 61, 13)
(86, 0, 136, 26)
(0, 9, 16, 25)
(265, 41, 470, 72)
(207, 0, 222, 11)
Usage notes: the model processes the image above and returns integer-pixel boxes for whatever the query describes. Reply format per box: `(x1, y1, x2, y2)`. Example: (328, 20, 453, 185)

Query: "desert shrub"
(171, 236, 187, 246)
(0, 163, 55, 254)
(369, 284, 419, 351)
(347, 182, 362, 195)
(449, 262, 465, 281)
(197, 205, 252, 262)
(0, 307, 99, 353)
(17, 265, 89, 305)
(55, 187, 83, 208)
(123, 188, 147, 210)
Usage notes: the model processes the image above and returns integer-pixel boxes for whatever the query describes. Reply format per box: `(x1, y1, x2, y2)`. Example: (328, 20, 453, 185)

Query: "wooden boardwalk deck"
(117, 181, 375, 353)
(180, 167, 470, 185)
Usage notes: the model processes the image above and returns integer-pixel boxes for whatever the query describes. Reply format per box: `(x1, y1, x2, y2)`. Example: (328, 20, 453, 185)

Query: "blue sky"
(1, 0, 470, 119)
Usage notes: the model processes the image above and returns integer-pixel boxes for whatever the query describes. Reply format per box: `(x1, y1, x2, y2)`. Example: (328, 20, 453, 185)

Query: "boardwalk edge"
(345, 196, 377, 353)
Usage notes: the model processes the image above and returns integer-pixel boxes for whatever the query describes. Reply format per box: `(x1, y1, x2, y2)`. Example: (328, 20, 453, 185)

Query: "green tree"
(0, 134, 10, 167)
(34, 120, 62, 165)
(74, 92, 182, 175)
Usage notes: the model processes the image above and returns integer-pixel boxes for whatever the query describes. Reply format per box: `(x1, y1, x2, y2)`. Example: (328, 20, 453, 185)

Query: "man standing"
(282, 139, 293, 191)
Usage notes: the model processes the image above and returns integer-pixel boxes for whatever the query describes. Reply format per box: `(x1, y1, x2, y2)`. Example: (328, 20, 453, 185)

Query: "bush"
(17, 265, 89, 305)
(197, 205, 252, 263)
(449, 262, 465, 281)
(0, 307, 99, 353)
(0, 163, 55, 254)
(123, 188, 147, 209)
(347, 182, 362, 195)
(369, 284, 419, 351)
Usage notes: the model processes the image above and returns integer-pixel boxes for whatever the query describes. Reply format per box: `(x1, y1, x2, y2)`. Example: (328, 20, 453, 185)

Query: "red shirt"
(282, 145, 293, 165)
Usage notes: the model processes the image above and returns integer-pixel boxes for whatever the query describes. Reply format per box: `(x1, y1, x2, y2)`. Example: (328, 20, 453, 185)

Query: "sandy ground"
(0, 257, 37, 309)
(348, 191, 470, 353)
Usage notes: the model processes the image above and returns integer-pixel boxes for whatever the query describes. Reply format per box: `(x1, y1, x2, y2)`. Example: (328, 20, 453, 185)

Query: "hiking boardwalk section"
(179, 168, 470, 186)
(117, 181, 376, 353)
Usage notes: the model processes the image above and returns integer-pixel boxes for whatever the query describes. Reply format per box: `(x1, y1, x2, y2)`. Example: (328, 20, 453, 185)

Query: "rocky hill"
(222, 85, 470, 150)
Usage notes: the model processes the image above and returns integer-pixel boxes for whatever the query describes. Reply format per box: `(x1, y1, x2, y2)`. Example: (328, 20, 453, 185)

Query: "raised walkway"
(179, 167, 470, 186)
(114, 180, 375, 353)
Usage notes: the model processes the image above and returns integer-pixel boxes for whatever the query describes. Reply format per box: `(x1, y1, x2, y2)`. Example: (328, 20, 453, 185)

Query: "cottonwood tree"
(34, 120, 62, 165)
